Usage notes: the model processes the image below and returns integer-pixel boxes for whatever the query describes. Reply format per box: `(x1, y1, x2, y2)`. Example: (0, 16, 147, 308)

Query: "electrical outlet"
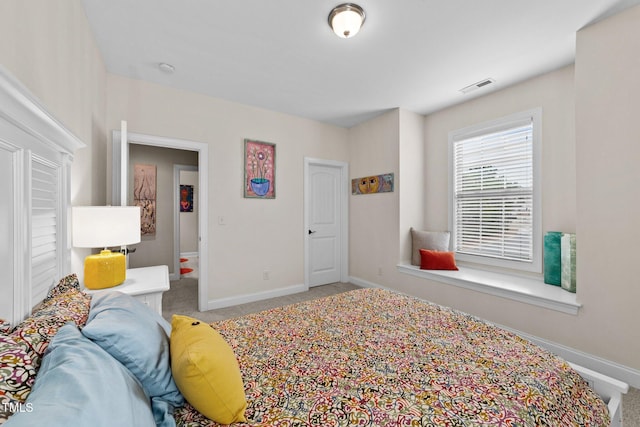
(263, 270, 270, 280)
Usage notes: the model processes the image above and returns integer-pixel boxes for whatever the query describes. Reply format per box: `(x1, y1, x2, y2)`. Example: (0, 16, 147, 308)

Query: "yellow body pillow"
(170, 315, 247, 424)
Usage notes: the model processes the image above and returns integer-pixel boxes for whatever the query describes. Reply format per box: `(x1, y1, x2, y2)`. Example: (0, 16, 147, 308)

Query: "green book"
(544, 231, 562, 286)
(561, 233, 576, 293)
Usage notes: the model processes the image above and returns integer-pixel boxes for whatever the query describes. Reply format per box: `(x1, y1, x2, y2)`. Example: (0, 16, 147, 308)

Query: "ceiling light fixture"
(328, 3, 366, 39)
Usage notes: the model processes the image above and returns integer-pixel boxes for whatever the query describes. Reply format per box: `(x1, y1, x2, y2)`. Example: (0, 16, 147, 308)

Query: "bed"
(0, 66, 627, 427)
(174, 287, 611, 426)
(1, 280, 614, 427)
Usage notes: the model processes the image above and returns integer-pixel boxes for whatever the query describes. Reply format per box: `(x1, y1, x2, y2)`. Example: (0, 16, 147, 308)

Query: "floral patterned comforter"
(175, 288, 609, 426)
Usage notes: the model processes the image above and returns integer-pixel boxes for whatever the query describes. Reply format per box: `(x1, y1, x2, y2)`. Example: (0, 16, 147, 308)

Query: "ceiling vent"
(459, 78, 495, 94)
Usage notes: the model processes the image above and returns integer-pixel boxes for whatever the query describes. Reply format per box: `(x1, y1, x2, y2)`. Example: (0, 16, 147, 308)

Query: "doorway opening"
(112, 128, 209, 312)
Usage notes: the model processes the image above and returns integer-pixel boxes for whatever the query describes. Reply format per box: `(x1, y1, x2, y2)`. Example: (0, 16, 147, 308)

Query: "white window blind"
(452, 115, 535, 265)
(31, 156, 60, 304)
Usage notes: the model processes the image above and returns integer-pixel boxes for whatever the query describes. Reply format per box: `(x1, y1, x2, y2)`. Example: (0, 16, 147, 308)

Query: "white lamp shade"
(72, 206, 141, 248)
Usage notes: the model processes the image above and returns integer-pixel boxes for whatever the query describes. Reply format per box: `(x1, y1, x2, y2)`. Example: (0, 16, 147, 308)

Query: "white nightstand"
(83, 265, 170, 315)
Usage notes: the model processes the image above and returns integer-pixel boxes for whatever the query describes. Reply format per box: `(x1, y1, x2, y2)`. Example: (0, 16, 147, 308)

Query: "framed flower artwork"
(244, 139, 275, 199)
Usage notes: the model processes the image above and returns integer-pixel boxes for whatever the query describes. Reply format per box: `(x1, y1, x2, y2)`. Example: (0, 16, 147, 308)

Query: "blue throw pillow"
(81, 292, 183, 427)
(4, 324, 156, 427)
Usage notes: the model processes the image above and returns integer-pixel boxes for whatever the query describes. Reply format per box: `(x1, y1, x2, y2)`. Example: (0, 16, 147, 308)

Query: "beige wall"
(0, 0, 107, 275)
(348, 108, 425, 281)
(349, 8, 639, 372)
(348, 110, 401, 283)
(414, 66, 591, 350)
(424, 65, 576, 234)
(128, 144, 198, 274)
(574, 4, 640, 369)
(350, 66, 575, 285)
(106, 75, 350, 301)
(398, 109, 426, 264)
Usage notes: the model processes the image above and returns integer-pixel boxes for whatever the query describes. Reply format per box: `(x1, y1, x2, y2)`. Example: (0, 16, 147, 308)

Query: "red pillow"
(419, 249, 459, 270)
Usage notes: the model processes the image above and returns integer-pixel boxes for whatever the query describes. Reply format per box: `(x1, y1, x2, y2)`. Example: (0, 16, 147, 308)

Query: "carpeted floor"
(163, 278, 640, 426)
(162, 278, 358, 323)
(627, 387, 640, 426)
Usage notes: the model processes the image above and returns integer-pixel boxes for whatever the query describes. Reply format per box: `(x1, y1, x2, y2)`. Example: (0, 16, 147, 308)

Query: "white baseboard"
(502, 326, 640, 389)
(180, 251, 199, 259)
(349, 275, 640, 389)
(171, 252, 200, 281)
(349, 275, 392, 290)
(206, 283, 308, 310)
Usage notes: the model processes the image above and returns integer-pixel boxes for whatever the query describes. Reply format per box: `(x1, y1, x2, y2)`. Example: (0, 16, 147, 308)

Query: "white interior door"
(116, 120, 128, 206)
(305, 159, 348, 287)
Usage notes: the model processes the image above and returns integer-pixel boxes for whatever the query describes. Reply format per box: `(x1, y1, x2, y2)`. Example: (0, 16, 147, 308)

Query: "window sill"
(396, 263, 580, 315)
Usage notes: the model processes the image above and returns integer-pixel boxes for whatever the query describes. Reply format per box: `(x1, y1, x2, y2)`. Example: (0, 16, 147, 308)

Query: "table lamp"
(72, 206, 141, 289)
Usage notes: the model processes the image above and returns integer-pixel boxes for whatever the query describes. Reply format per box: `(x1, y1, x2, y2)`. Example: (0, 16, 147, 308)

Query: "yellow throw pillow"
(170, 315, 247, 424)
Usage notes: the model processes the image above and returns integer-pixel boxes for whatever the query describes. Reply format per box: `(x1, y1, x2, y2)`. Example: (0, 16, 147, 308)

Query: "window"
(449, 109, 541, 273)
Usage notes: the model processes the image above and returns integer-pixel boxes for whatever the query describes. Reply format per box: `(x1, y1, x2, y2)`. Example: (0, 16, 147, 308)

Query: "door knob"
(308, 230, 316, 234)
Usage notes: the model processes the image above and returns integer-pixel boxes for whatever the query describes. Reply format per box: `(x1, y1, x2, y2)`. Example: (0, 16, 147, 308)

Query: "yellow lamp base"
(84, 249, 126, 290)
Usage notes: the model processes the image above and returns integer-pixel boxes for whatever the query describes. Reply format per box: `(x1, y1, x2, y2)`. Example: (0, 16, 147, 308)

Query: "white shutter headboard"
(0, 66, 85, 325)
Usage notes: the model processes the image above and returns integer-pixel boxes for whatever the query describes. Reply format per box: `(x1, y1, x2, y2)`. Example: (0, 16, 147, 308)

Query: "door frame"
(112, 128, 209, 312)
(303, 157, 349, 287)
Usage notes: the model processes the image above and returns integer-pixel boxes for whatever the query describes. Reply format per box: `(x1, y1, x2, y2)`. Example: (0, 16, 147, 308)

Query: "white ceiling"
(82, 0, 639, 128)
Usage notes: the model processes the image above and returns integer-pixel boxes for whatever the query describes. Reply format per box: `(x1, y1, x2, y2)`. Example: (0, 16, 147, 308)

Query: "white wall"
(106, 75, 350, 302)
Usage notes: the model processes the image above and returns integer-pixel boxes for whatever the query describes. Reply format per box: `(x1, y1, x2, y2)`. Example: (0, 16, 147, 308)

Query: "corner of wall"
(398, 109, 426, 263)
